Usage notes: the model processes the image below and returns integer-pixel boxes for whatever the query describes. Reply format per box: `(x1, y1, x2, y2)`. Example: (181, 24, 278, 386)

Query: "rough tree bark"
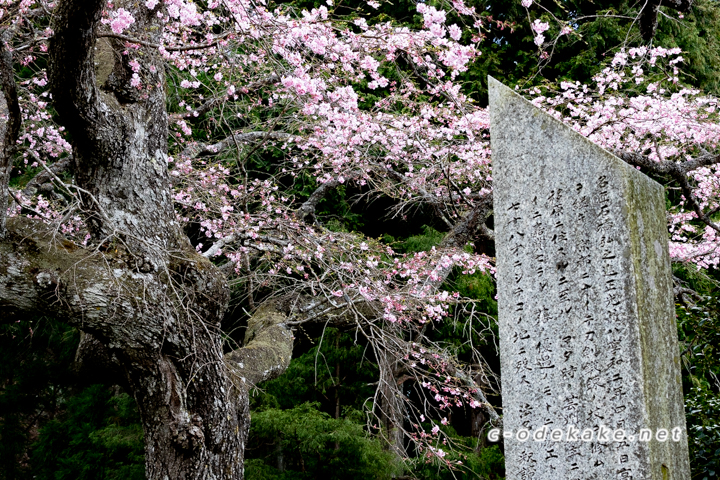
(0, 1, 293, 478)
(0, 25, 21, 239)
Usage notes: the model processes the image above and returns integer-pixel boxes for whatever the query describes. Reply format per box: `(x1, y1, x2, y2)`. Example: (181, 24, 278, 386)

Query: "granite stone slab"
(490, 77, 690, 480)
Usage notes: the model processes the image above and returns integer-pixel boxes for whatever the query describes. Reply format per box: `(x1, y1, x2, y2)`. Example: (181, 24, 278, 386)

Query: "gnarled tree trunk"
(0, 1, 293, 478)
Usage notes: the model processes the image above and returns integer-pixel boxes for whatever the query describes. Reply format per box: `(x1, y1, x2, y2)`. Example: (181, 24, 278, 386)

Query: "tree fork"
(0, 213, 297, 479)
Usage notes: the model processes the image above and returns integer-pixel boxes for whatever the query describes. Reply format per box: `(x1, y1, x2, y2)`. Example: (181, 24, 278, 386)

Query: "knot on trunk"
(35, 270, 60, 289)
(167, 253, 230, 324)
(135, 255, 156, 273)
(172, 414, 205, 452)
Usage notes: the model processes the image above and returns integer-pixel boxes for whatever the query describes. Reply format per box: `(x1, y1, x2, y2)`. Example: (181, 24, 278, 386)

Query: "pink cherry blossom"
(109, 8, 135, 34)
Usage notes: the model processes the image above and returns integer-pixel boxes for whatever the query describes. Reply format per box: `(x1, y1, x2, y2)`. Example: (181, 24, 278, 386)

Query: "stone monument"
(490, 77, 690, 480)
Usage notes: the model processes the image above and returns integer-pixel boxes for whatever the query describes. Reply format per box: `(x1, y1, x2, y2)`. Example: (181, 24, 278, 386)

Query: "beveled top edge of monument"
(487, 76, 663, 191)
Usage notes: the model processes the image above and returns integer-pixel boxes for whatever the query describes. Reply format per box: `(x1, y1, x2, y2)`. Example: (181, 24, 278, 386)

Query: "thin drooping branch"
(97, 31, 230, 52)
(171, 75, 280, 121)
(0, 28, 22, 238)
(277, 287, 500, 441)
(383, 168, 455, 229)
(180, 131, 292, 159)
(673, 170, 720, 233)
(22, 156, 74, 196)
(380, 165, 494, 238)
(397, 338, 500, 423)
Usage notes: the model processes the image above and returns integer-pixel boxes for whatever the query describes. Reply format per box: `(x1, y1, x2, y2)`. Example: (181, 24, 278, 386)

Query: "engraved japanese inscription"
(489, 77, 690, 480)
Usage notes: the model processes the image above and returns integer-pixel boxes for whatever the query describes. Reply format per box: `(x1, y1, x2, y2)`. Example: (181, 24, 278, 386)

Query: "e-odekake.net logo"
(487, 425, 685, 443)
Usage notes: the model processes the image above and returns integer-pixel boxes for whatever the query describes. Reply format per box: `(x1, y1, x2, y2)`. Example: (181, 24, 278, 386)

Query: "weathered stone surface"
(490, 77, 690, 480)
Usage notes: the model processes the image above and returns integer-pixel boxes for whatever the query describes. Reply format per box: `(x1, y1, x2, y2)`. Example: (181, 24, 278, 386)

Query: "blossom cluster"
(531, 47, 720, 267)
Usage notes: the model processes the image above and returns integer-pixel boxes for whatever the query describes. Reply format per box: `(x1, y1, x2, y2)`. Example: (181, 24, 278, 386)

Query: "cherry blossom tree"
(1, 0, 719, 478)
(0, 0, 501, 477)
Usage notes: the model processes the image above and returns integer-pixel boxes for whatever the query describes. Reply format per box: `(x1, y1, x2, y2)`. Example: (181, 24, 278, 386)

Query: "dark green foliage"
(313, 184, 366, 234)
(685, 388, 720, 480)
(653, 0, 720, 95)
(250, 327, 377, 414)
(455, 0, 720, 102)
(0, 318, 78, 480)
(391, 225, 446, 254)
(30, 385, 145, 480)
(247, 403, 399, 480)
(0, 319, 144, 480)
(673, 265, 720, 480)
(246, 329, 397, 478)
(454, 272, 498, 317)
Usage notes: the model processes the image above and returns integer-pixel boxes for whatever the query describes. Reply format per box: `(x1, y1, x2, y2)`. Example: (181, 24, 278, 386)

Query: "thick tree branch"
(288, 294, 380, 327)
(224, 301, 294, 386)
(682, 152, 720, 173)
(478, 223, 495, 242)
(440, 191, 493, 249)
(0, 217, 134, 329)
(74, 331, 129, 389)
(97, 32, 230, 52)
(201, 229, 290, 259)
(611, 150, 720, 175)
(297, 179, 341, 222)
(48, 0, 105, 142)
(49, 0, 176, 248)
(0, 213, 241, 477)
(0, 215, 227, 338)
